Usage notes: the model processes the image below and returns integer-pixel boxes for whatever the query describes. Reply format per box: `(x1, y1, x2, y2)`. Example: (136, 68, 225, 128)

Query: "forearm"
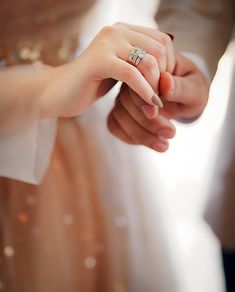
(0, 62, 53, 135)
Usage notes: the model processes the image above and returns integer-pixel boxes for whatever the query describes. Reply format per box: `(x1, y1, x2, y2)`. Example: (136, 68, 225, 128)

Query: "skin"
(108, 51, 209, 152)
(1, 22, 208, 154)
(39, 23, 176, 118)
(0, 23, 175, 136)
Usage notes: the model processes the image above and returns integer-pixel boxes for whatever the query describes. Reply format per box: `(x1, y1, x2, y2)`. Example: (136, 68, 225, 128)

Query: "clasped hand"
(40, 23, 209, 152)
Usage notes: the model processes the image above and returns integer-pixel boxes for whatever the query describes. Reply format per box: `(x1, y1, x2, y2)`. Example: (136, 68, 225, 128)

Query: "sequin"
(26, 195, 36, 206)
(115, 215, 128, 228)
(114, 280, 126, 292)
(3, 246, 15, 257)
(18, 213, 29, 224)
(62, 214, 74, 226)
(29, 49, 41, 62)
(84, 256, 97, 269)
(19, 47, 31, 60)
(58, 47, 69, 60)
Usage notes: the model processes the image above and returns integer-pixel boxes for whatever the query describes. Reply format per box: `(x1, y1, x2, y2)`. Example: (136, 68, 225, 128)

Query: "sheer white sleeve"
(0, 118, 57, 184)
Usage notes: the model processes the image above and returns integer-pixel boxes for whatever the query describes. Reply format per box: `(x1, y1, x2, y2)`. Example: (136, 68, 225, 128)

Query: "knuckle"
(145, 55, 158, 70)
(156, 44, 166, 59)
(114, 22, 125, 28)
(121, 65, 136, 80)
(100, 25, 118, 37)
(160, 33, 172, 46)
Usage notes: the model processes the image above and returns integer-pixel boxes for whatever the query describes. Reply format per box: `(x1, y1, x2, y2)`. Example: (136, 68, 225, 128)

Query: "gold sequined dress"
(0, 1, 178, 291)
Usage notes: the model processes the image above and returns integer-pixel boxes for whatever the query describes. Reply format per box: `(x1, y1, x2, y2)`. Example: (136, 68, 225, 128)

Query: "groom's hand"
(107, 84, 176, 152)
(159, 53, 210, 121)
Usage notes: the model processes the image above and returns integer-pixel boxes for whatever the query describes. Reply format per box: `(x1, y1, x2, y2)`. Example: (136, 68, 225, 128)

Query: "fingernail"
(152, 94, 163, 108)
(152, 140, 168, 152)
(158, 129, 174, 139)
(168, 74, 175, 95)
(141, 105, 158, 119)
(166, 32, 175, 41)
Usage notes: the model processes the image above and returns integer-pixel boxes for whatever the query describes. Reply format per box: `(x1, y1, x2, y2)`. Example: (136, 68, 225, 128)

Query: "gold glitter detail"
(19, 47, 31, 60)
(29, 49, 41, 62)
(58, 47, 69, 60)
(18, 213, 29, 224)
(3, 246, 15, 257)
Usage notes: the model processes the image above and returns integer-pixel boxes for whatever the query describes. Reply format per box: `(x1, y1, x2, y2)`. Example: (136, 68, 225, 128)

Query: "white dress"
(0, 0, 180, 291)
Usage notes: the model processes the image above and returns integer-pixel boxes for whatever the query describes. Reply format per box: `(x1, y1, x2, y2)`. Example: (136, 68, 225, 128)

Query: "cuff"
(0, 118, 57, 184)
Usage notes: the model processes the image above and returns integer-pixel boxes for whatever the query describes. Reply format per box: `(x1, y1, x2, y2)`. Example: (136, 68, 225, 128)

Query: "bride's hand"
(107, 26, 176, 152)
(39, 23, 175, 118)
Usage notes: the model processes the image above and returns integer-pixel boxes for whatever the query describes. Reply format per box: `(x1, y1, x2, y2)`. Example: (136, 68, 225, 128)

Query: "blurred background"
(81, 0, 234, 291)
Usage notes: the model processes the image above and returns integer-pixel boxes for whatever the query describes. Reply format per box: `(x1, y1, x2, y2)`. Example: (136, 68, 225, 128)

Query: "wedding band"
(128, 47, 146, 67)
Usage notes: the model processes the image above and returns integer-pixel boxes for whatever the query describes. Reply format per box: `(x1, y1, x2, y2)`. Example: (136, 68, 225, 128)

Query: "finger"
(102, 57, 158, 106)
(127, 52, 163, 108)
(159, 70, 209, 119)
(119, 87, 176, 138)
(136, 53, 160, 92)
(119, 85, 158, 120)
(173, 53, 197, 76)
(112, 101, 169, 152)
(116, 23, 175, 73)
(158, 101, 182, 120)
(124, 30, 167, 72)
(107, 112, 136, 145)
(159, 71, 198, 104)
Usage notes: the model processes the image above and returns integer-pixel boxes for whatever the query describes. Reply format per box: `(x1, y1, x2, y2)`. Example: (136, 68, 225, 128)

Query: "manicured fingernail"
(152, 94, 163, 108)
(166, 32, 175, 41)
(141, 105, 158, 119)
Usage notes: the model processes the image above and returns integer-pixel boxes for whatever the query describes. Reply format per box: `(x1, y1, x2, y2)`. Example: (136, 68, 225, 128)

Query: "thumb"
(159, 71, 197, 105)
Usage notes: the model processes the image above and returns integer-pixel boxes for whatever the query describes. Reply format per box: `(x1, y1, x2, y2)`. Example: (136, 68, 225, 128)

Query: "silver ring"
(128, 47, 146, 67)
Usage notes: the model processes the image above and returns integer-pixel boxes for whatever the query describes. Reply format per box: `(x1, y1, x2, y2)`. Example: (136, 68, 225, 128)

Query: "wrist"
(39, 56, 92, 119)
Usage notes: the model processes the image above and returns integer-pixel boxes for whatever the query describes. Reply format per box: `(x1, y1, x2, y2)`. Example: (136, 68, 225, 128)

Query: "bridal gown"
(0, 0, 179, 291)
